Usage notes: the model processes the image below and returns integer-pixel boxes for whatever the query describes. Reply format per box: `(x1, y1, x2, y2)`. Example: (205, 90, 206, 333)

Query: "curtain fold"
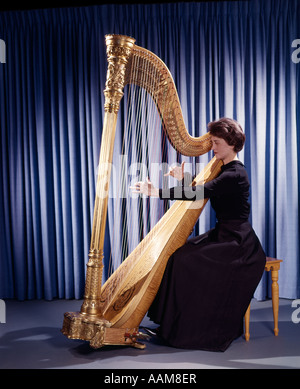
(0, 0, 299, 300)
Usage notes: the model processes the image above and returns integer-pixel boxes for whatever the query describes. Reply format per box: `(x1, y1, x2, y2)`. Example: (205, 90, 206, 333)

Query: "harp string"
(106, 50, 184, 296)
(106, 53, 143, 291)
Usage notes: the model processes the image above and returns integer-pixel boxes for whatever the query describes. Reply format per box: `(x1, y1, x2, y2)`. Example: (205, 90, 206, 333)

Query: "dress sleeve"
(159, 185, 204, 201)
(159, 170, 238, 201)
(202, 170, 239, 197)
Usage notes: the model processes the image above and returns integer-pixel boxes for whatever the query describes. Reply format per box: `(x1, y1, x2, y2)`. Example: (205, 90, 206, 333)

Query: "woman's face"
(211, 136, 236, 164)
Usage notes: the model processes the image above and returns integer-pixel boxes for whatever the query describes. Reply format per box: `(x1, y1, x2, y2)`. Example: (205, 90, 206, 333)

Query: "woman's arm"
(130, 161, 199, 200)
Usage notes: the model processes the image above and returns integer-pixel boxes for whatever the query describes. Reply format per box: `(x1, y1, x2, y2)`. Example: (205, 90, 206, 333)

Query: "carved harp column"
(80, 35, 135, 319)
(62, 35, 136, 347)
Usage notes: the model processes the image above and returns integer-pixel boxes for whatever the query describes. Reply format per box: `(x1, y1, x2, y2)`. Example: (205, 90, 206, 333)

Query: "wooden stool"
(244, 257, 283, 341)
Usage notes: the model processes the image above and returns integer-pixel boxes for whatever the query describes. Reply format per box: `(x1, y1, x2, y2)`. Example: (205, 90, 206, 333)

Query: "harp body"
(62, 35, 222, 349)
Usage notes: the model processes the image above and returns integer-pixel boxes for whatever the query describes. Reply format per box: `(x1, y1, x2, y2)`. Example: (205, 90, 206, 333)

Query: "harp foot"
(61, 311, 112, 349)
(61, 311, 149, 349)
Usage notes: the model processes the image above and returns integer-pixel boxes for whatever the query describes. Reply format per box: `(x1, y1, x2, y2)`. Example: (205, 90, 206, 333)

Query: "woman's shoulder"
(221, 160, 243, 170)
(221, 160, 249, 183)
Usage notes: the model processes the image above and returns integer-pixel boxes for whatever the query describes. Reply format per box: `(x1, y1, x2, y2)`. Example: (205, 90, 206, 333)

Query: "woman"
(131, 118, 266, 351)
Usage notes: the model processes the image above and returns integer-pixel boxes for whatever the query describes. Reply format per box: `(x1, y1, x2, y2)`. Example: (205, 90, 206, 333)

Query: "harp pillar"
(61, 35, 145, 348)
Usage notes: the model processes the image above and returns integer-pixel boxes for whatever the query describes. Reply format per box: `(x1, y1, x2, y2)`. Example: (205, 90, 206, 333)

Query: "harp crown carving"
(104, 35, 136, 113)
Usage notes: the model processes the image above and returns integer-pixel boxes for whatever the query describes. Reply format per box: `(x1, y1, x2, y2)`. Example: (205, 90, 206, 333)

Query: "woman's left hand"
(130, 178, 159, 197)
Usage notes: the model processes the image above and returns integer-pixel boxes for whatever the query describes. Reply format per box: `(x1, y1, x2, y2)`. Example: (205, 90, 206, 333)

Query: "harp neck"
(104, 34, 212, 156)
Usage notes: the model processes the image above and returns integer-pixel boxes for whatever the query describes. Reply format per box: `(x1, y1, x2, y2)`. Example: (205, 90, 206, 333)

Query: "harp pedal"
(124, 331, 150, 349)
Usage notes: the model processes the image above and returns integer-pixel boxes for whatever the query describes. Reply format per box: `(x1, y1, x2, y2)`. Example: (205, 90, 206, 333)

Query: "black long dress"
(147, 160, 266, 352)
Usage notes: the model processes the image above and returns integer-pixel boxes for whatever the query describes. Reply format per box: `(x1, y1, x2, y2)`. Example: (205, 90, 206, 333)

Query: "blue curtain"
(0, 0, 299, 300)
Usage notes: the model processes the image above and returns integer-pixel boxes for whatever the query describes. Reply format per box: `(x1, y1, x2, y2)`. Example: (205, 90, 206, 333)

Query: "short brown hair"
(208, 118, 245, 153)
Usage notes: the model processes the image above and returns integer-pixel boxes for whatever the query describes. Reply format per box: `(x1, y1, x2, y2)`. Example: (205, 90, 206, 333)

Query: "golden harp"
(61, 35, 222, 349)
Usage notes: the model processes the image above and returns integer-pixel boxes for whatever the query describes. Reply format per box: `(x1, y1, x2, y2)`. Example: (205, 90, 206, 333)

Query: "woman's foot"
(141, 327, 160, 336)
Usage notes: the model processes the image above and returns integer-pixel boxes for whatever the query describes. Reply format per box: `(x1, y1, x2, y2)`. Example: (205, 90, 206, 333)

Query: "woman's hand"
(164, 161, 185, 181)
(130, 178, 159, 197)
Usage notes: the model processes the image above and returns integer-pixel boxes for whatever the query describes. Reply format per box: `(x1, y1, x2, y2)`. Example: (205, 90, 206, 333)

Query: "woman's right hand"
(164, 161, 185, 181)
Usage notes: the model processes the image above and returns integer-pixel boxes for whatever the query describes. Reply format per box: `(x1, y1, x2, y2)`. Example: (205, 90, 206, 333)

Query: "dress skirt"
(147, 219, 266, 352)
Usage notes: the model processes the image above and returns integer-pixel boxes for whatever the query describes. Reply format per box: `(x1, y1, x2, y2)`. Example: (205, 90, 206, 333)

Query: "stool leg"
(271, 269, 279, 336)
(244, 304, 251, 341)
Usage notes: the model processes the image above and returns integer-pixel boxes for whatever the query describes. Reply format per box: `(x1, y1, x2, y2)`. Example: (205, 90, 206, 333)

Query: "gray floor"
(0, 298, 299, 370)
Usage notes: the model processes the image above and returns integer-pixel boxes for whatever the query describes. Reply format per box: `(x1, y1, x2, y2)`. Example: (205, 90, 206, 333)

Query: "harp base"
(61, 311, 148, 349)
